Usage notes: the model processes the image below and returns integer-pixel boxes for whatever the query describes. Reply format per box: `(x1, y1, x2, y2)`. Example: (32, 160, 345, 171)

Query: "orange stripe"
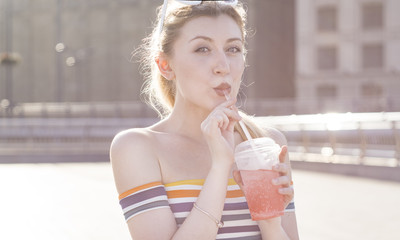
(166, 189, 244, 199)
(227, 189, 244, 198)
(166, 189, 201, 198)
(119, 181, 162, 200)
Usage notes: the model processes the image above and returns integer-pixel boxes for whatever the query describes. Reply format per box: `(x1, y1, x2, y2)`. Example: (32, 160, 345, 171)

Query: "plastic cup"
(234, 137, 285, 220)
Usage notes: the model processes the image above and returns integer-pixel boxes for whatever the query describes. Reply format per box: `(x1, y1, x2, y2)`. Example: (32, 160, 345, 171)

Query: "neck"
(163, 102, 210, 141)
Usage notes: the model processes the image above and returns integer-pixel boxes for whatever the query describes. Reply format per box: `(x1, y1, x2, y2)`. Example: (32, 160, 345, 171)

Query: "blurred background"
(0, 0, 399, 239)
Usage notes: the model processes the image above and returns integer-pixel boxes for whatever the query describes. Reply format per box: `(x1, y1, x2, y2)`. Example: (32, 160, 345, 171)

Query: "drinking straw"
(224, 92, 253, 140)
(224, 92, 264, 165)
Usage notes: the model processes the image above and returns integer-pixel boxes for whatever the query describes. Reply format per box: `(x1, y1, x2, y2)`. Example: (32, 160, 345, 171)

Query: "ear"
(155, 53, 175, 80)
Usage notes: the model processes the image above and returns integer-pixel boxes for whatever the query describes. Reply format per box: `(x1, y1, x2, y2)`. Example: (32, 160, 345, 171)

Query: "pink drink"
(240, 169, 285, 220)
(235, 137, 284, 220)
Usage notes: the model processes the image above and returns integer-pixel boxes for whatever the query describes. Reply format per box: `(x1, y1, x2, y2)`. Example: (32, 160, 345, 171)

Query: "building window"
(362, 3, 383, 30)
(362, 43, 384, 69)
(317, 6, 337, 32)
(317, 85, 337, 99)
(361, 83, 382, 97)
(317, 46, 337, 71)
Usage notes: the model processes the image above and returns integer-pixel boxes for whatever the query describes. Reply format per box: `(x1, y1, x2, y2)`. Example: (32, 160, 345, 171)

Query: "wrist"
(210, 159, 233, 173)
(209, 149, 234, 167)
(258, 217, 290, 240)
(257, 216, 282, 230)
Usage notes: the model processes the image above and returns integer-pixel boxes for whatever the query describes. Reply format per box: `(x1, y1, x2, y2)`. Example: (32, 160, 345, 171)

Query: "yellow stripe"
(165, 179, 205, 187)
(165, 178, 243, 199)
(166, 188, 243, 199)
(165, 178, 238, 187)
(119, 179, 240, 200)
(228, 178, 238, 186)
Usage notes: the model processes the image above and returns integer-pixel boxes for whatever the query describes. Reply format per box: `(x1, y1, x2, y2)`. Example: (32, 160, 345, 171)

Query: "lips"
(214, 83, 231, 97)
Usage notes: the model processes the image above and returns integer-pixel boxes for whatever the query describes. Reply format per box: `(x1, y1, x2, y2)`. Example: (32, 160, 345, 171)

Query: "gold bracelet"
(193, 202, 224, 228)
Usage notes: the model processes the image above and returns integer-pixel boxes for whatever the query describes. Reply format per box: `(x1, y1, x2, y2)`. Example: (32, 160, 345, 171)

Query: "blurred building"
(296, 0, 400, 113)
(0, 0, 296, 117)
(0, 0, 156, 104)
(2, 0, 399, 117)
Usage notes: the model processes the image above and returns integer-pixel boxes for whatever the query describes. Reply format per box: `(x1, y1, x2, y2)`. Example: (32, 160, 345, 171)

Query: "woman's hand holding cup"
(272, 146, 294, 208)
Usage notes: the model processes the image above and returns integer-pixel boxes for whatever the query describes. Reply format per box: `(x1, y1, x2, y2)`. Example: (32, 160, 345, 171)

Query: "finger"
(226, 117, 238, 132)
(212, 105, 240, 121)
(232, 104, 239, 112)
(218, 97, 237, 109)
(213, 114, 224, 128)
(221, 114, 230, 130)
(208, 108, 227, 127)
(279, 145, 288, 164)
(232, 170, 244, 187)
(273, 163, 289, 175)
(272, 175, 290, 186)
(278, 186, 294, 195)
(219, 106, 241, 121)
(205, 103, 240, 133)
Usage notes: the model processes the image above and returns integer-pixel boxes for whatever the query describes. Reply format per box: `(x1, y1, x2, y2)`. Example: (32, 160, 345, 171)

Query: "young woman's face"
(168, 14, 245, 112)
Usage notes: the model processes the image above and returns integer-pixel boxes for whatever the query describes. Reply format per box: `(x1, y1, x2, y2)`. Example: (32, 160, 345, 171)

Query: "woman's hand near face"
(201, 98, 241, 167)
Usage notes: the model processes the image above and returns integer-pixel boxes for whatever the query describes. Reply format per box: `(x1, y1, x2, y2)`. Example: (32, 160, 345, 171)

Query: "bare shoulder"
(110, 127, 161, 194)
(263, 126, 288, 147)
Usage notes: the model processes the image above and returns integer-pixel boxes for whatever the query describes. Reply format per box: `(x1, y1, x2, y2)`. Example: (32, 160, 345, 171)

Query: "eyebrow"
(189, 36, 243, 44)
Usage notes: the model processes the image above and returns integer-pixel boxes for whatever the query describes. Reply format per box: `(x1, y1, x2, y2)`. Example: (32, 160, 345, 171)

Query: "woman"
(110, 1, 299, 239)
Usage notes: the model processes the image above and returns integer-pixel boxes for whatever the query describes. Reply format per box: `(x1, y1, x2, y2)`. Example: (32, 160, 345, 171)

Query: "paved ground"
(1, 162, 399, 240)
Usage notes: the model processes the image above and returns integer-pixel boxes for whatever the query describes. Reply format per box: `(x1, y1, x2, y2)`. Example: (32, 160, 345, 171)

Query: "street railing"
(0, 117, 157, 156)
(256, 112, 400, 167)
(1, 111, 399, 166)
(1, 98, 400, 118)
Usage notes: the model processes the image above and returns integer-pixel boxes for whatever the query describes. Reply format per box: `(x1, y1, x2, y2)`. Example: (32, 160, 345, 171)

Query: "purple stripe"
(170, 201, 249, 213)
(225, 235, 262, 240)
(217, 225, 260, 234)
(175, 217, 185, 225)
(124, 200, 170, 220)
(170, 202, 194, 213)
(174, 211, 253, 223)
(221, 213, 252, 221)
(285, 202, 295, 210)
(119, 186, 166, 209)
(223, 201, 249, 210)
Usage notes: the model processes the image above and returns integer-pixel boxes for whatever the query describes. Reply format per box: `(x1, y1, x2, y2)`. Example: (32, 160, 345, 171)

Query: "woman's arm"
(257, 217, 290, 239)
(176, 98, 242, 239)
(111, 129, 177, 239)
(111, 99, 241, 240)
(111, 129, 234, 240)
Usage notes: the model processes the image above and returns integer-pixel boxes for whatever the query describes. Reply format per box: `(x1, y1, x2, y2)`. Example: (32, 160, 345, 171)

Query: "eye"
(227, 46, 242, 54)
(195, 47, 210, 53)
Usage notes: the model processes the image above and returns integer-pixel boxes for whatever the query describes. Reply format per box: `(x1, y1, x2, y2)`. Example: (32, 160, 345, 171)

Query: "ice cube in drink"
(240, 169, 285, 220)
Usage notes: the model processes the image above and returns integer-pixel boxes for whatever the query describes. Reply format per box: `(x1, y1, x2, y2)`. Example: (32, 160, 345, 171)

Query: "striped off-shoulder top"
(119, 179, 295, 240)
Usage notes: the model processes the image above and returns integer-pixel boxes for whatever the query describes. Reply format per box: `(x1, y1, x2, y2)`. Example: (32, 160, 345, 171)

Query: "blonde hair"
(138, 1, 265, 140)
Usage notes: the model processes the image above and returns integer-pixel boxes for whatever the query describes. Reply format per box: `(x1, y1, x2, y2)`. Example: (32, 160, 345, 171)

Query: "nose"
(213, 51, 230, 76)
